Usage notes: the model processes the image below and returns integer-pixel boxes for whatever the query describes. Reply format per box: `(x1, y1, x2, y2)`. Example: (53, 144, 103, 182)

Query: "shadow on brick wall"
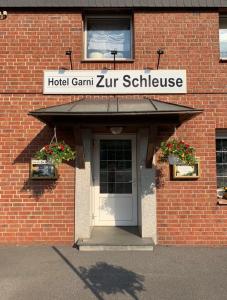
(14, 126, 75, 198)
(14, 126, 52, 164)
(21, 178, 57, 198)
(14, 125, 75, 164)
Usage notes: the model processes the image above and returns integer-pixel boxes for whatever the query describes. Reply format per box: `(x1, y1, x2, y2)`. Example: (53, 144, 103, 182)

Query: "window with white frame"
(219, 15, 227, 59)
(216, 131, 227, 188)
(84, 16, 133, 60)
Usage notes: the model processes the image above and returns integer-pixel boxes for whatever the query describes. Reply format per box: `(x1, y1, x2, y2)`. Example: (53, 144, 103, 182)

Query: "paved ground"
(0, 246, 227, 300)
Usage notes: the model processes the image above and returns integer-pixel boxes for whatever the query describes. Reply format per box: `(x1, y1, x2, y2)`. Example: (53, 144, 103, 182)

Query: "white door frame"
(93, 134, 137, 226)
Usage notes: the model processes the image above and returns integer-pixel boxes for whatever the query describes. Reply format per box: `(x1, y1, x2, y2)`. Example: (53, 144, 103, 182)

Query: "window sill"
(220, 58, 227, 62)
(81, 59, 135, 63)
(217, 199, 227, 205)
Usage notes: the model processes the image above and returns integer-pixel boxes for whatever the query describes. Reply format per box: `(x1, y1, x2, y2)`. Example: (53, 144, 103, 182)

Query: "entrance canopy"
(29, 98, 202, 168)
(29, 98, 202, 126)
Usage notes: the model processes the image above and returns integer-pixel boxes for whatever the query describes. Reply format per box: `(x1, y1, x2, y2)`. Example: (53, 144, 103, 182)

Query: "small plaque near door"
(173, 161, 200, 179)
(30, 160, 58, 180)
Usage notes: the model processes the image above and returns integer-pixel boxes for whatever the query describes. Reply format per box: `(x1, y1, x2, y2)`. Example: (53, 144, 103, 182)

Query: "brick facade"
(0, 9, 227, 245)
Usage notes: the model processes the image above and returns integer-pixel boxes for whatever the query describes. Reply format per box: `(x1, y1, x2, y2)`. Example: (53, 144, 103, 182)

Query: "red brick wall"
(0, 9, 226, 245)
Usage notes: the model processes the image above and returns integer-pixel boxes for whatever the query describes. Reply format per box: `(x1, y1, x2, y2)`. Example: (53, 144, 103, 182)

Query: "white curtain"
(88, 31, 130, 52)
(220, 17, 227, 57)
(87, 19, 131, 58)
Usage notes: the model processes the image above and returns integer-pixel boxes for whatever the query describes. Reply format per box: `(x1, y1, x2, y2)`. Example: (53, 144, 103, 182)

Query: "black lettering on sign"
(168, 78, 175, 87)
(160, 78, 167, 88)
(132, 78, 139, 87)
(48, 78, 69, 86)
(140, 75, 148, 87)
(114, 78, 119, 87)
(96, 75, 105, 88)
(176, 78, 183, 87)
(48, 78, 54, 86)
(152, 78, 159, 87)
(123, 75, 131, 87)
(72, 77, 94, 86)
(105, 78, 119, 88)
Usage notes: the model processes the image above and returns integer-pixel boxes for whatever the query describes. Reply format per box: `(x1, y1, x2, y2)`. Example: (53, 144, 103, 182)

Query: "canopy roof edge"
(29, 98, 203, 126)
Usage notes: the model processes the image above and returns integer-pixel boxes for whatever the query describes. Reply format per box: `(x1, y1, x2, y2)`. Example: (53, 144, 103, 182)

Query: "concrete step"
(76, 227, 154, 251)
(77, 242, 154, 252)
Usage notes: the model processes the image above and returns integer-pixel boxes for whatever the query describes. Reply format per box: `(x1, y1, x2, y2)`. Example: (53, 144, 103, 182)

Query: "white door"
(93, 136, 137, 226)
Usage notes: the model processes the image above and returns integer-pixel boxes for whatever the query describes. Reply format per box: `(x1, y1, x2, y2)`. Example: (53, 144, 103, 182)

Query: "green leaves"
(34, 141, 76, 165)
(160, 138, 196, 165)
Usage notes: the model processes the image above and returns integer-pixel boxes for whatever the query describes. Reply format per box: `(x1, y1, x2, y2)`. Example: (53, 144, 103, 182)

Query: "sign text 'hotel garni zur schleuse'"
(43, 70, 187, 94)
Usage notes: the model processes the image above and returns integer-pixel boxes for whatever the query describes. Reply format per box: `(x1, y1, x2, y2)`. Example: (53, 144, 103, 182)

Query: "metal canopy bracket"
(146, 126, 157, 169)
(73, 126, 85, 169)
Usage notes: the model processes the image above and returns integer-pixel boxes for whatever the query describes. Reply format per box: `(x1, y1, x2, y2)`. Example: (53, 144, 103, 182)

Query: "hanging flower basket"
(34, 141, 76, 166)
(160, 138, 197, 165)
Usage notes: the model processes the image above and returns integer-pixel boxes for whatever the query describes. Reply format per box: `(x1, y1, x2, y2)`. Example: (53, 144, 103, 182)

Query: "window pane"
(217, 177, 226, 188)
(100, 172, 108, 182)
(124, 183, 132, 193)
(216, 135, 227, 188)
(108, 183, 115, 193)
(87, 17, 131, 59)
(100, 161, 107, 170)
(222, 139, 227, 150)
(116, 171, 132, 183)
(223, 165, 227, 176)
(124, 151, 132, 160)
(108, 172, 115, 182)
(108, 151, 115, 160)
(217, 164, 224, 176)
(223, 152, 227, 163)
(122, 140, 131, 150)
(100, 140, 132, 194)
(116, 151, 124, 160)
(116, 161, 131, 171)
(219, 16, 227, 58)
(107, 161, 116, 171)
(216, 152, 222, 163)
(216, 139, 222, 151)
(115, 183, 132, 194)
(100, 150, 108, 160)
(100, 182, 108, 193)
(115, 183, 124, 193)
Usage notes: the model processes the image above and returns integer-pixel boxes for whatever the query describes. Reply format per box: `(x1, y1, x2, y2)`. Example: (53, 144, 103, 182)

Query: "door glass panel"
(217, 177, 227, 188)
(100, 161, 108, 170)
(216, 139, 222, 151)
(100, 171, 108, 182)
(115, 172, 132, 182)
(216, 152, 222, 163)
(100, 140, 132, 194)
(217, 164, 224, 176)
(223, 152, 227, 163)
(223, 139, 227, 151)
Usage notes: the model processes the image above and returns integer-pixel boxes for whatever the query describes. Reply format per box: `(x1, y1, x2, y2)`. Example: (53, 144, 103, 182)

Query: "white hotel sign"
(43, 70, 187, 94)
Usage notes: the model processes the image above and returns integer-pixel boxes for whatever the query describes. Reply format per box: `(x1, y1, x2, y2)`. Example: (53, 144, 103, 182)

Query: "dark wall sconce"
(65, 50, 73, 70)
(144, 48, 165, 70)
(111, 50, 118, 70)
(157, 48, 164, 69)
